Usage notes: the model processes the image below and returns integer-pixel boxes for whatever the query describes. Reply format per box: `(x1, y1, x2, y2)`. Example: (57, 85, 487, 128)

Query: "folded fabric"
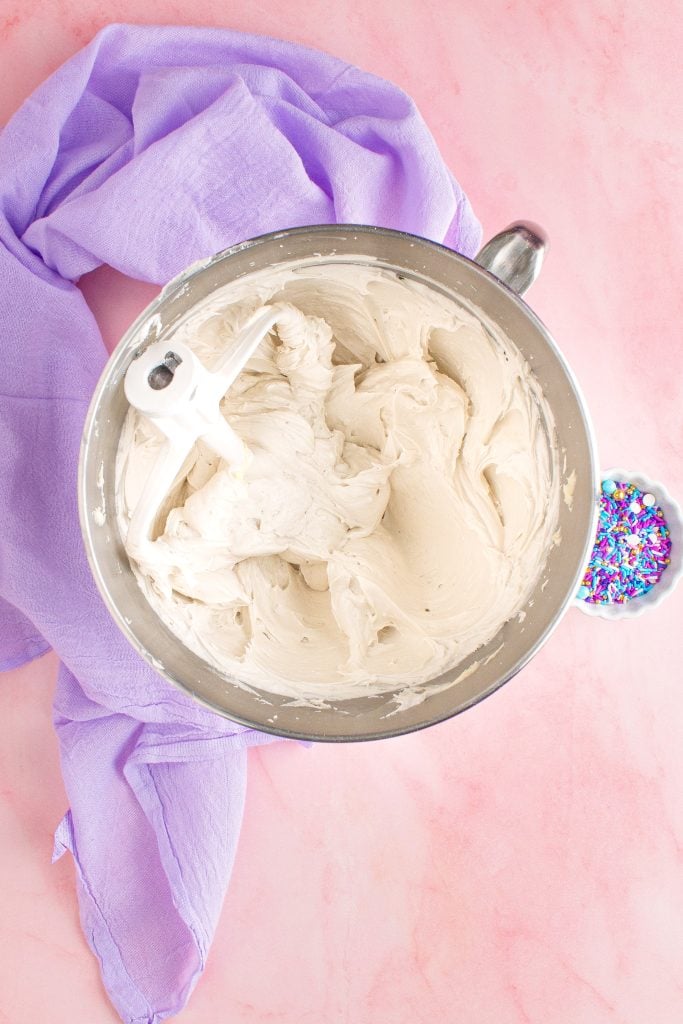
(0, 23, 480, 1023)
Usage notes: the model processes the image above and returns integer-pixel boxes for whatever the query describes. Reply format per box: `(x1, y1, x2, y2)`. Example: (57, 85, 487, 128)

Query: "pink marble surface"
(2, 2, 682, 1021)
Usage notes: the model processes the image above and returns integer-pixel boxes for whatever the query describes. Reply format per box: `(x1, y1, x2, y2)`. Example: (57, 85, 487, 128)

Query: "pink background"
(2, 2, 683, 1022)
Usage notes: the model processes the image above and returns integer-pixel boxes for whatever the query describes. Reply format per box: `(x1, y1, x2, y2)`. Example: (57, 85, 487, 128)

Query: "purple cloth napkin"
(0, 23, 480, 1023)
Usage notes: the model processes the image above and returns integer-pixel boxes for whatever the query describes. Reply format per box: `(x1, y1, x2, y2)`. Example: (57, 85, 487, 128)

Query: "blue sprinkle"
(577, 585, 591, 600)
(602, 479, 617, 495)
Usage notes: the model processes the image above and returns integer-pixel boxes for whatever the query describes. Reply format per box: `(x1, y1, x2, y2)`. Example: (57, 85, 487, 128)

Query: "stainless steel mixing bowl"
(79, 223, 598, 741)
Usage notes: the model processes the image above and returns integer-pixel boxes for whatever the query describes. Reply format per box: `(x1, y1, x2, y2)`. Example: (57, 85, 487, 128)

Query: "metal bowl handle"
(474, 221, 548, 296)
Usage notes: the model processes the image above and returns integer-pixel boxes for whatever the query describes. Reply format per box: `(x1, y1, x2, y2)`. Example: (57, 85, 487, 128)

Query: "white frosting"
(116, 262, 559, 703)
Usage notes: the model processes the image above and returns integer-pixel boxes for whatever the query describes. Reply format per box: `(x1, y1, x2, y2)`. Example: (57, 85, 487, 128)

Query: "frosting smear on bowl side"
(116, 262, 559, 703)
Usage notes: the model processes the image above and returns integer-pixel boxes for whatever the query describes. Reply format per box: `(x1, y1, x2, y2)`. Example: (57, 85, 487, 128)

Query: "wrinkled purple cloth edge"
(0, 23, 481, 1023)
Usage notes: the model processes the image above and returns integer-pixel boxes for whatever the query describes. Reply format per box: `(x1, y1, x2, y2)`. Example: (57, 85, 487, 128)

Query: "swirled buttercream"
(116, 262, 559, 702)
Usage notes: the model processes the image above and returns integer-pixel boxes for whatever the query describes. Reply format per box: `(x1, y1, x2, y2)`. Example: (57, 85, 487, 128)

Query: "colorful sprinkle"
(577, 480, 673, 605)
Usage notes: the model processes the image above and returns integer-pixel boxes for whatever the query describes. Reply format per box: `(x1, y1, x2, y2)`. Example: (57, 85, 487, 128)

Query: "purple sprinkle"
(578, 480, 673, 605)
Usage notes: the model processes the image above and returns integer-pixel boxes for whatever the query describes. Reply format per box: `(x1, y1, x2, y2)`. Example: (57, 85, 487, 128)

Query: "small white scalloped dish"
(575, 468, 683, 620)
